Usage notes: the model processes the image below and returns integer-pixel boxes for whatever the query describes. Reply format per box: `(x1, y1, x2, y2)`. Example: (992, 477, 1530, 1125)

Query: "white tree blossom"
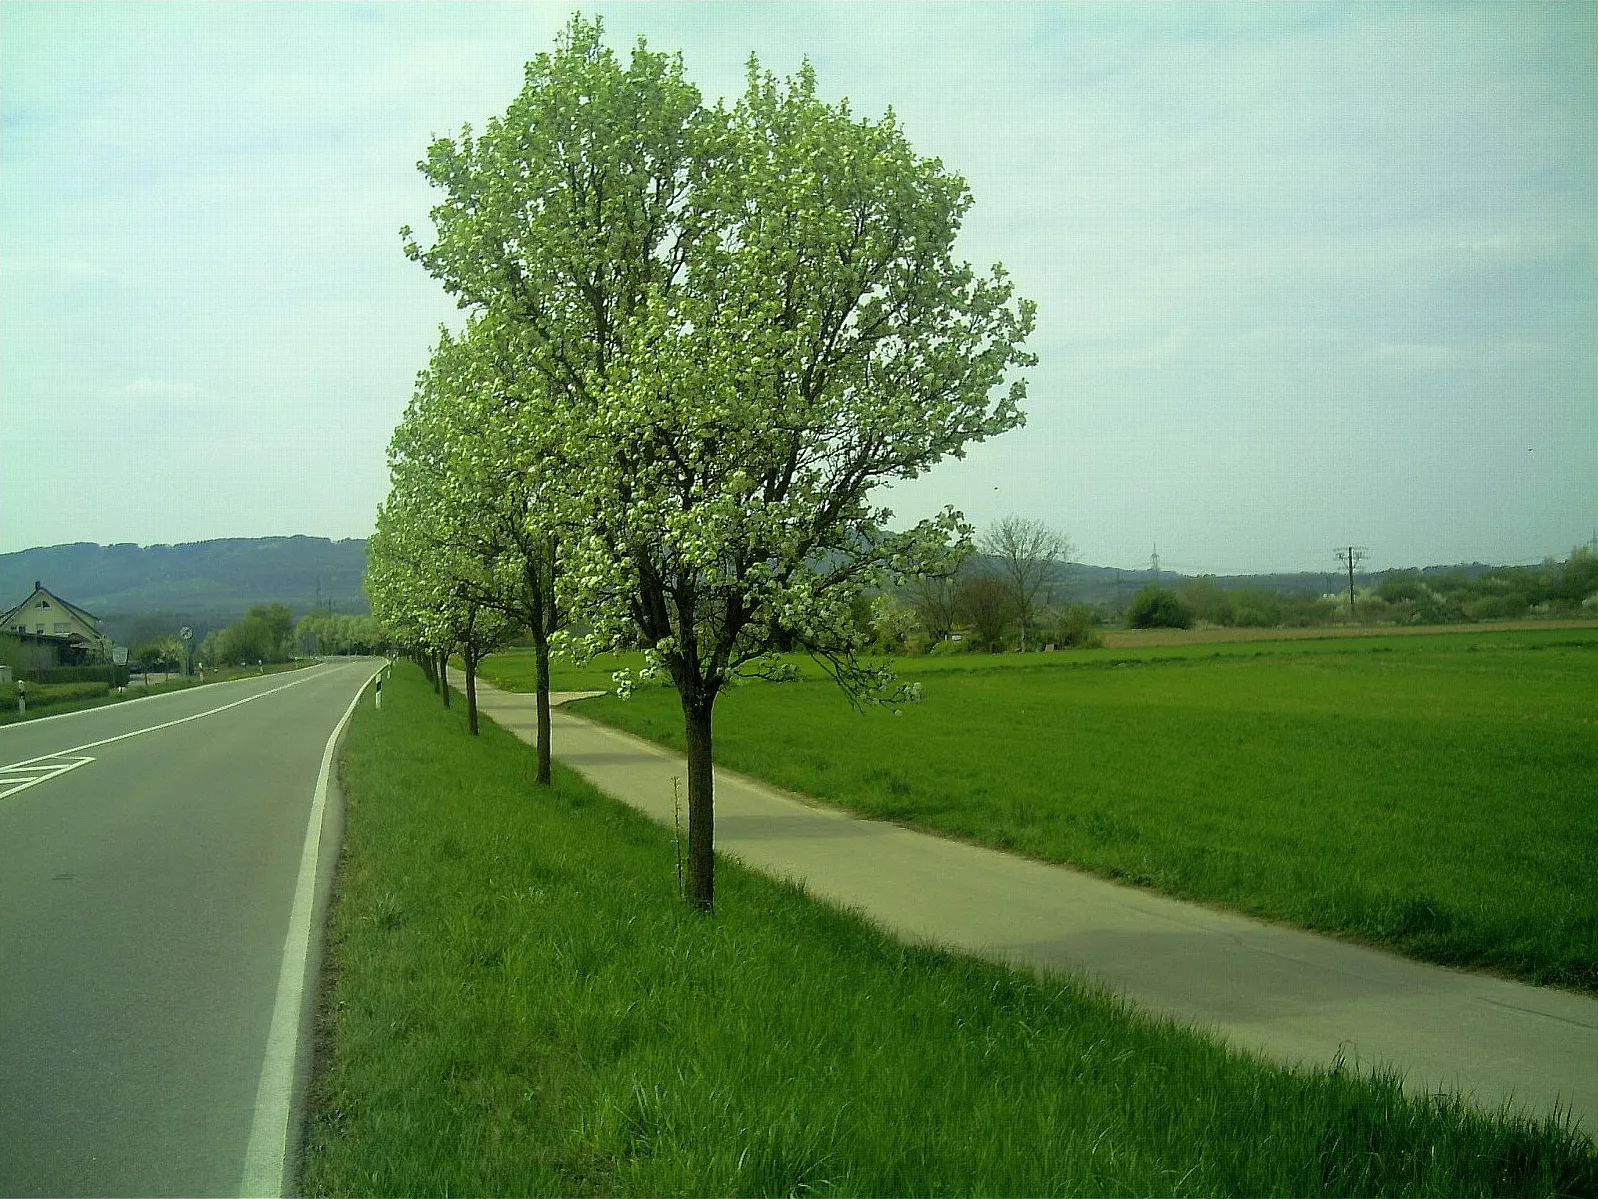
(403, 17, 1036, 907)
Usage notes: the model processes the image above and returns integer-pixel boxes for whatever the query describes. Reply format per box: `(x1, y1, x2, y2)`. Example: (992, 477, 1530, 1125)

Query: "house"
(0, 581, 111, 668)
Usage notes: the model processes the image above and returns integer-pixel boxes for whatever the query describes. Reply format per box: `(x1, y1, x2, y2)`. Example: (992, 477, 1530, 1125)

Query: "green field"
(303, 664, 1595, 1196)
(481, 628, 1597, 991)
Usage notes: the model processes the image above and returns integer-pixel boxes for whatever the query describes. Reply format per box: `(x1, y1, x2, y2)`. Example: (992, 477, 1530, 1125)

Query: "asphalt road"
(0, 659, 380, 1198)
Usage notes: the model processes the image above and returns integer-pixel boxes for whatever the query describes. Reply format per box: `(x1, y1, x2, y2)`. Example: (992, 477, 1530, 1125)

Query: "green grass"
(483, 630, 1597, 992)
(303, 663, 1595, 1197)
(479, 647, 653, 693)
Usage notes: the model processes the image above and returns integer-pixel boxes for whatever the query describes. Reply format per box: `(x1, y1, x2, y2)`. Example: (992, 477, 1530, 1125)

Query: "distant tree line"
(1113, 548, 1598, 632)
(1358, 550, 1598, 624)
(294, 611, 391, 658)
(170, 604, 393, 669)
(870, 545, 1598, 643)
(189, 604, 294, 668)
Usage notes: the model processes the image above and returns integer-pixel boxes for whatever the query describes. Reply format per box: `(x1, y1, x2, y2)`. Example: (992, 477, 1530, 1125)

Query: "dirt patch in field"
(1097, 619, 1598, 649)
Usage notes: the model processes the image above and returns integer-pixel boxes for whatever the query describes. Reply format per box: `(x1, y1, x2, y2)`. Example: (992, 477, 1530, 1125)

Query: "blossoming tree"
(405, 16, 1036, 907)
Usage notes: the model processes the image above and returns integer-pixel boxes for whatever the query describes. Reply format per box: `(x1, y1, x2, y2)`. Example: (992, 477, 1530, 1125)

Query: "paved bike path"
(452, 670, 1597, 1134)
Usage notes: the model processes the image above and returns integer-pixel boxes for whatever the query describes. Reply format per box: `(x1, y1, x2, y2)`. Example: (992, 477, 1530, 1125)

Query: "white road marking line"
(0, 755, 95, 800)
(239, 667, 380, 1199)
(0, 664, 336, 732)
(0, 670, 328, 790)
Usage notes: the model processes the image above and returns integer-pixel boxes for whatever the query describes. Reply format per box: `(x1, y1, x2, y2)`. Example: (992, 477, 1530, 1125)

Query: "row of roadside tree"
(363, 15, 1037, 910)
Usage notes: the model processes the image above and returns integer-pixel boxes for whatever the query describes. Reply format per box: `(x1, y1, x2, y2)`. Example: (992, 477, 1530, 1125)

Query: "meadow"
(302, 663, 1596, 1196)
(482, 627, 1597, 991)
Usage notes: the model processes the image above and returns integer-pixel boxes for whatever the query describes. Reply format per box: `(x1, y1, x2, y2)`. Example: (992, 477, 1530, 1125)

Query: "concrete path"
(453, 670, 1597, 1135)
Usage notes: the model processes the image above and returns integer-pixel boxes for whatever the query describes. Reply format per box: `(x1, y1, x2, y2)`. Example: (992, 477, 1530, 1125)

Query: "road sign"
(111, 646, 128, 666)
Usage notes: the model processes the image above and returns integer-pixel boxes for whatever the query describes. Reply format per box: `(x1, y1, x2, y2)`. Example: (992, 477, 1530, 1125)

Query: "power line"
(1334, 546, 1368, 617)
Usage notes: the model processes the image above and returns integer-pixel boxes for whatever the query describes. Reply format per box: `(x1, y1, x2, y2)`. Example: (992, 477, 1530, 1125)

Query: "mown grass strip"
(303, 663, 1595, 1197)
(496, 634, 1596, 992)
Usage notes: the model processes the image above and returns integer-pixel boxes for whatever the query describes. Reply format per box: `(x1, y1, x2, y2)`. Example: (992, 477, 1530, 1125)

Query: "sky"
(3, 2, 1593, 574)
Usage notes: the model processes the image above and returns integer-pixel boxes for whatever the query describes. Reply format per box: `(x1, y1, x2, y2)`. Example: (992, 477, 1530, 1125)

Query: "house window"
(39, 600, 51, 608)
(54, 623, 68, 634)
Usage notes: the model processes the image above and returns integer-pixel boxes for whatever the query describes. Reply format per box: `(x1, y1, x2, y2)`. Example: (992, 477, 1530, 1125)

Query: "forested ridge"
(0, 536, 369, 644)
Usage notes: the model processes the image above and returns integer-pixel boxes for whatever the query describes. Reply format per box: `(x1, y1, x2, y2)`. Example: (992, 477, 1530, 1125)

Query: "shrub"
(1049, 604, 1102, 647)
(1465, 595, 1526, 621)
(21, 665, 130, 687)
(1126, 585, 1193, 629)
(3, 681, 110, 709)
(1179, 576, 1234, 626)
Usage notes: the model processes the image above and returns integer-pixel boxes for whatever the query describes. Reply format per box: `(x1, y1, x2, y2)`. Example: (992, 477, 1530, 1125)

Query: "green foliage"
(400, 14, 1036, 903)
(295, 611, 390, 656)
(134, 636, 185, 671)
(13, 664, 129, 686)
(1368, 550, 1598, 624)
(956, 572, 1015, 651)
(304, 663, 1597, 1196)
(219, 620, 270, 666)
(1, 680, 108, 708)
(1125, 584, 1193, 629)
(564, 632, 1598, 991)
(867, 593, 918, 653)
(201, 601, 298, 666)
(1377, 572, 1428, 605)
(1046, 603, 1101, 648)
(1179, 575, 1234, 625)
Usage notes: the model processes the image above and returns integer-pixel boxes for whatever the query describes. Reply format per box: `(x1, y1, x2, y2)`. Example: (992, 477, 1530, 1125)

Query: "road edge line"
(238, 665, 380, 1198)
(0, 663, 330, 732)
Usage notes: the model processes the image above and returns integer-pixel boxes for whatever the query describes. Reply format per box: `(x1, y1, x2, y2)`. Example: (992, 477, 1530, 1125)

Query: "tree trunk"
(420, 650, 438, 691)
(533, 634, 552, 785)
(681, 691, 716, 910)
(465, 644, 479, 735)
(439, 649, 451, 708)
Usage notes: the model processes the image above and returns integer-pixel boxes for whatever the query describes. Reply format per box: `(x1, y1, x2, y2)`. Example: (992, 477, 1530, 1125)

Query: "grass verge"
(0, 658, 320, 726)
(517, 633, 1596, 993)
(302, 662, 1595, 1197)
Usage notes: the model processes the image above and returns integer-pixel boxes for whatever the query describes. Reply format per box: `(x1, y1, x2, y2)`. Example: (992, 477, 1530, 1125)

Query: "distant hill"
(1000, 561, 1361, 608)
(1, 534, 1522, 648)
(0, 537, 368, 648)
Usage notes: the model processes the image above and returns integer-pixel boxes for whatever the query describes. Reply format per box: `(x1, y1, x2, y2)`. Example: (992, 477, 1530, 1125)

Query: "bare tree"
(980, 516, 1073, 651)
(906, 574, 961, 643)
(956, 571, 1016, 652)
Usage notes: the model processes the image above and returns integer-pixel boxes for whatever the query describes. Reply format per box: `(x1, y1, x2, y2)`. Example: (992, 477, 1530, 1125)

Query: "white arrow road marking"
(0, 755, 95, 800)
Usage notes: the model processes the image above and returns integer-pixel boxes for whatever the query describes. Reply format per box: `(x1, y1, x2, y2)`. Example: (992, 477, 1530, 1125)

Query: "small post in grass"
(671, 776, 685, 901)
(374, 674, 382, 710)
(16, 679, 25, 716)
